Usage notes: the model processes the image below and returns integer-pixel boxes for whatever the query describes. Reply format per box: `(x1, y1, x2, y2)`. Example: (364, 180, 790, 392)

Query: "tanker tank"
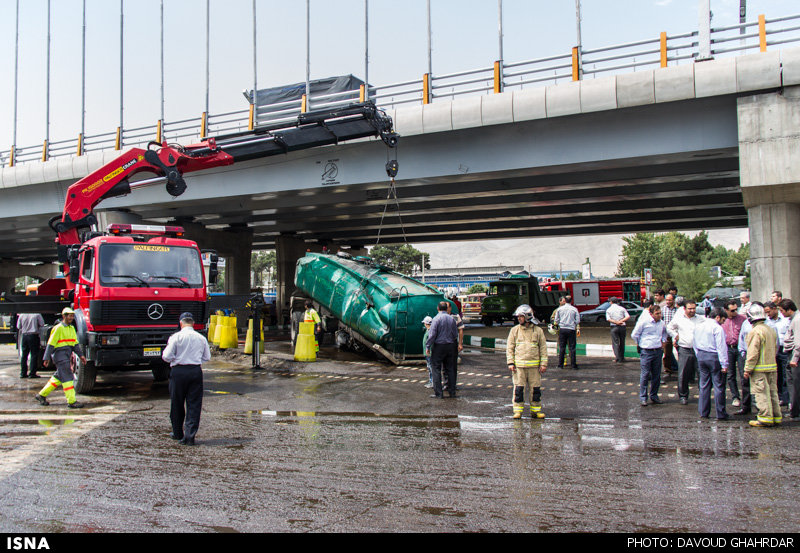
(293, 252, 456, 363)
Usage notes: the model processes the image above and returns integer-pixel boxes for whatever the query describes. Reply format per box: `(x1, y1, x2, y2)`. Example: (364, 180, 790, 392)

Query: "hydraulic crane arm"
(50, 101, 398, 253)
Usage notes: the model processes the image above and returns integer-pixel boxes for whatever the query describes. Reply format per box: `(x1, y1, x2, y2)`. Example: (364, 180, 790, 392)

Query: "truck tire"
(74, 357, 97, 394)
(152, 363, 171, 382)
(290, 310, 304, 348)
(482, 316, 493, 327)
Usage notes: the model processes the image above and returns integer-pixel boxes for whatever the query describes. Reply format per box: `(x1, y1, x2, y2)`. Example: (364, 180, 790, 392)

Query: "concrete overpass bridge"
(2, 33, 800, 304)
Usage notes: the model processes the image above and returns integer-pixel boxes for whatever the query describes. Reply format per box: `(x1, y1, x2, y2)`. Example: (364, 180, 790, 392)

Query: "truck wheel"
(74, 357, 97, 394)
(290, 311, 304, 348)
(482, 316, 493, 327)
(152, 363, 171, 382)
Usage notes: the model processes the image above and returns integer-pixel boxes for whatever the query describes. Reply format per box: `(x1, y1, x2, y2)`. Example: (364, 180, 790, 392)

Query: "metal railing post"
(759, 14, 767, 51)
(423, 73, 431, 104)
(572, 47, 581, 81)
(494, 61, 503, 93)
(660, 32, 668, 67)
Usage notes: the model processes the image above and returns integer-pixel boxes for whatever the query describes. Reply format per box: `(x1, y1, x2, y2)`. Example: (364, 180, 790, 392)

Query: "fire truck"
(540, 278, 646, 313)
(0, 102, 397, 393)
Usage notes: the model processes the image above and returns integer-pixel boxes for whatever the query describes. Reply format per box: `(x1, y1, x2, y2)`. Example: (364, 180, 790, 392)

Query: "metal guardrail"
(2, 13, 799, 169)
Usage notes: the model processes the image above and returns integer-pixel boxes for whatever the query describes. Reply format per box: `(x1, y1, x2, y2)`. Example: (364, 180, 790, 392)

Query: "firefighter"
(507, 304, 548, 419)
(34, 307, 86, 409)
(742, 304, 781, 427)
(303, 300, 323, 352)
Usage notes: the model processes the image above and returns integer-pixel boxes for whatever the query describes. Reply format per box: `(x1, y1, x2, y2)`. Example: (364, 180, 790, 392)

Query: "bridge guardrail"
(2, 12, 799, 169)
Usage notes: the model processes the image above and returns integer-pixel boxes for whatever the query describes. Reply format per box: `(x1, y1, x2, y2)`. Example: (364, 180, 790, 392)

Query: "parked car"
(579, 301, 644, 324)
(701, 286, 744, 309)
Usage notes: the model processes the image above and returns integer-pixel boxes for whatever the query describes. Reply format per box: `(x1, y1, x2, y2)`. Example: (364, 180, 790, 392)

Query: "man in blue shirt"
(693, 307, 730, 420)
(632, 304, 667, 406)
(426, 301, 459, 399)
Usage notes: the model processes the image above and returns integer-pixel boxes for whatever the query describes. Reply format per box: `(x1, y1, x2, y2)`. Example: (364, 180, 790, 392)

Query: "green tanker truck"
(292, 252, 456, 364)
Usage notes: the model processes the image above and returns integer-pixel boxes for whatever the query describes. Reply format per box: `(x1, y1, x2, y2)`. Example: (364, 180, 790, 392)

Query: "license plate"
(143, 347, 162, 357)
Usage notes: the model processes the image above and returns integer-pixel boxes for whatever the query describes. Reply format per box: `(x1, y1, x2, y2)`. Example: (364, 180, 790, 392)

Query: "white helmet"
(513, 304, 535, 323)
(422, 316, 433, 325)
(547, 324, 557, 336)
(746, 303, 766, 323)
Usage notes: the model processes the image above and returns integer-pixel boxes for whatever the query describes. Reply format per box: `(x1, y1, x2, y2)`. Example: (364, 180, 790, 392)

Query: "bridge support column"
(747, 203, 800, 302)
(738, 86, 800, 301)
(0, 277, 14, 294)
(275, 235, 325, 321)
(175, 220, 253, 295)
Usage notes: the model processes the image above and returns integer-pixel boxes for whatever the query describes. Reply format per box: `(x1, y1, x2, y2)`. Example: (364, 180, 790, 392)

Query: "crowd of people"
(628, 289, 797, 427)
(419, 288, 798, 428)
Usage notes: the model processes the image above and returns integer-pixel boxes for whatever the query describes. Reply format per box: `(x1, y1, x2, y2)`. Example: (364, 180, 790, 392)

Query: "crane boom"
(50, 101, 398, 255)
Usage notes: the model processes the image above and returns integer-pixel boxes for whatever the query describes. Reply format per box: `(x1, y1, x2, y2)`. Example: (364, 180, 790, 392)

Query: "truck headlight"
(101, 336, 120, 346)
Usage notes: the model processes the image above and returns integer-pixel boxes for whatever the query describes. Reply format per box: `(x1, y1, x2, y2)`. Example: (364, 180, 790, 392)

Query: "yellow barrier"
(244, 318, 265, 354)
(207, 315, 218, 343)
(294, 321, 316, 362)
(212, 315, 226, 346)
(219, 316, 238, 349)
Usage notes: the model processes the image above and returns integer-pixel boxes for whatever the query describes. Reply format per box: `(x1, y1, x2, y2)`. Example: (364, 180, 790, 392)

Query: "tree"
(251, 250, 276, 288)
(467, 283, 487, 294)
(670, 255, 717, 302)
(369, 244, 430, 275)
(617, 231, 716, 290)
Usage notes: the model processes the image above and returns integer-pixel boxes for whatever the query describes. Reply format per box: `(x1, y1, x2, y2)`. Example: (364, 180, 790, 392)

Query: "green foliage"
(369, 244, 431, 275)
(251, 250, 276, 288)
(467, 283, 488, 294)
(670, 255, 717, 302)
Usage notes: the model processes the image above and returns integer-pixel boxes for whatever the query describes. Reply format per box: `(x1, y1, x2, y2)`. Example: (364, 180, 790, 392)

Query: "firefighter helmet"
(745, 303, 766, 323)
(513, 304, 535, 323)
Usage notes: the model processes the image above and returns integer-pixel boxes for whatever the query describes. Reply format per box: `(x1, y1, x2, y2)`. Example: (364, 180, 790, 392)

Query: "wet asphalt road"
(0, 337, 799, 533)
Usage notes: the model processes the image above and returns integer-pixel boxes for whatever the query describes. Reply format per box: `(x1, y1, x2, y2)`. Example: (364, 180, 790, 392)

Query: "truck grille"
(89, 300, 206, 326)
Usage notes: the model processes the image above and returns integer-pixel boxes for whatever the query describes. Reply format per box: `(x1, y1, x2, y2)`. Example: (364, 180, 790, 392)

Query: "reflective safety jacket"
(744, 321, 778, 376)
(506, 323, 548, 369)
(43, 323, 83, 369)
(304, 308, 321, 325)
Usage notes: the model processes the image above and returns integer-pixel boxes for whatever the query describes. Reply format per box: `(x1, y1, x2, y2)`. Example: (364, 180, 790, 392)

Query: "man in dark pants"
(162, 313, 211, 445)
(17, 311, 45, 378)
(426, 301, 459, 399)
(553, 295, 580, 369)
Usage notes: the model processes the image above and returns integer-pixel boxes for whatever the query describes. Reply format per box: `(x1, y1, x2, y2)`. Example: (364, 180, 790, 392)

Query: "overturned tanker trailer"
(292, 252, 456, 364)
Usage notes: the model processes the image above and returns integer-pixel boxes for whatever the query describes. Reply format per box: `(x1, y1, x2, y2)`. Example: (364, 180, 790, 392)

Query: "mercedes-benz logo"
(147, 303, 165, 320)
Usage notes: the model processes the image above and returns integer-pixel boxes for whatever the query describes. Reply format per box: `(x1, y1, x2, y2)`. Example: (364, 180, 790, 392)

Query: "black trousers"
(169, 364, 203, 441)
(677, 347, 697, 400)
(20, 333, 40, 377)
(430, 342, 458, 397)
(610, 325, 626, 362)
(558, 329, 577, 368)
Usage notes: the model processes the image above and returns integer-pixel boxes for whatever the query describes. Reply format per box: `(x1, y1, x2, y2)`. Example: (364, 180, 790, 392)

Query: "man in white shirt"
(632, 304, 667, 406)
(553, 296, 581, 370)
(667, 300, 705, 405)
(693, 307, 730, 420)
(162, 312, 211, 445)
(606, 297, 630, 363)
(738, 291, 752, 315)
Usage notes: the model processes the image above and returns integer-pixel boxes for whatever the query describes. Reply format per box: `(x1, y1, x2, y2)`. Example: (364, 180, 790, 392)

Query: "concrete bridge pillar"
(173, 220, 253, 295)
(738, 86, 800, 302)
(275, 235, 324, 320)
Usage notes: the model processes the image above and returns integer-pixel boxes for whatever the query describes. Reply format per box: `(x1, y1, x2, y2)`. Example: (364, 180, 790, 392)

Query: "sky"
(1, 0, 799, 150)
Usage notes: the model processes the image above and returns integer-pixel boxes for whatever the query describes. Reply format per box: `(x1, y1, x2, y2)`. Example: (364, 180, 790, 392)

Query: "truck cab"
(70, 224, 210, 392)
(480, 275, 566, 326)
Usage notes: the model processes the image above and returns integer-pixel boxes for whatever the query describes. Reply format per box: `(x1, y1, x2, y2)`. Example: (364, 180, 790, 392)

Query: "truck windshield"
(489, 284, 519, 296)
(99, 244, 204, 288)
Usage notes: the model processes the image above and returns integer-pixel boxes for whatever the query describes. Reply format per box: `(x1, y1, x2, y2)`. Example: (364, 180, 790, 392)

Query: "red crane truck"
(0, 102, 398, 393)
